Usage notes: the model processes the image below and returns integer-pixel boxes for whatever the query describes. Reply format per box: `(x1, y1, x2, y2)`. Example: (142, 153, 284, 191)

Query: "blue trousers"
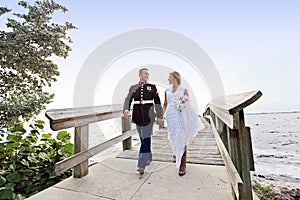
(136, 124, 153, 168)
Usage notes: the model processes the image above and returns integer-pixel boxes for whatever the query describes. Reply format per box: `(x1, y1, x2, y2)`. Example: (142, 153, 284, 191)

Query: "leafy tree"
(0, 0, 76, 129)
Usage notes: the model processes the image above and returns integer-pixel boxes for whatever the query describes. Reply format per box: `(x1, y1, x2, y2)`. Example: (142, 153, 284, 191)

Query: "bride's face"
(168, 74, 174, 85)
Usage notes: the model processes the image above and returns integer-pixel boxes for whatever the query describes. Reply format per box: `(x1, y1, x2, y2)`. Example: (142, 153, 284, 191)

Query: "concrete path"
(27, 157, 233, 200)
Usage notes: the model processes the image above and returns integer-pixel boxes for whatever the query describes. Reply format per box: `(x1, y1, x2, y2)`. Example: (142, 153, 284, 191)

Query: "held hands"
(123, 109, 130, 118)
(156, 118, 163, 125)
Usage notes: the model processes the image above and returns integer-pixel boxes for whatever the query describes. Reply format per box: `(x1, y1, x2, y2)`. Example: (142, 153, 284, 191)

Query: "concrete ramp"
(28, 158, 233, 200)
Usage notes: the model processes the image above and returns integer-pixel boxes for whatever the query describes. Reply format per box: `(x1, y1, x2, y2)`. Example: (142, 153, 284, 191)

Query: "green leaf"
(41, 133, 52, 139)
(38, 152, 49, 160)
(33, 174, 42, 181)
(25, 183, 38, 194)
(10, 122, 26, 134)
(7, 135, 16, 142)
(48, 171, 56, 179)
(63, 143, 74, 155)
(0, 176, 6, 187)
(5, 182, 16, 188)
(6, 172, 20, 183)
(14, 193, 25, 200)
(0, 187, 13, 199)
(0, 171, 9, 176)
(35, 124, 44, 129)
(56, 130, 70, 142)
(262, 184, 272, 193)
(30, 129, 39, 138)
(9, 163, 16, 171)
(35, 120, 45, 126)
(6, 134, 22, 142)
(20, 159, 30, 168)
(253, 180, 262, 190)
(26, 135, 38, 143)
(15, 181, 26, 190)
(45, 180, 56, 188)
(5, 142, 15, 150)
(27, 153, 38, 163)
(6, 135, 14, 141)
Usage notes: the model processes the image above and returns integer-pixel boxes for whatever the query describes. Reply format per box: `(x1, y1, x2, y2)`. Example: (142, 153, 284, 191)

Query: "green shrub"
(253, 180, 275, 200)
(0, 120, 74, 199)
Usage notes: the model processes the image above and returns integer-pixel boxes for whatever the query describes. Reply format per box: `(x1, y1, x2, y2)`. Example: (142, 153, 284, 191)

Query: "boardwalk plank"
(117, 124, 224, 166)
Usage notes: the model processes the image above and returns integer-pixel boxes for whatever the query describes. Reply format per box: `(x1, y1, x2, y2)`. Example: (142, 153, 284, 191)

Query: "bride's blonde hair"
(170, 71, 181, 85)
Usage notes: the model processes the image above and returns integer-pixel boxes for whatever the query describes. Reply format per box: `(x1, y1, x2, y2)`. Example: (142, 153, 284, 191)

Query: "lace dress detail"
(165, 87, 205, 168)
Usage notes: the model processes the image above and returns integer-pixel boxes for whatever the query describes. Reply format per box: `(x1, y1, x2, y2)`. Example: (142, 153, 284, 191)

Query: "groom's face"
(139, 70, 149, 82)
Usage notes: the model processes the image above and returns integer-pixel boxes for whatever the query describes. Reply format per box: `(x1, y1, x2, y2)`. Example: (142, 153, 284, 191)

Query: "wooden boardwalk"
(117, 118, 224, 166)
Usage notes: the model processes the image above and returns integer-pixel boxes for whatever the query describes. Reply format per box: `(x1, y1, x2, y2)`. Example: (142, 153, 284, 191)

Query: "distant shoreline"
(245, 111, 300, 115)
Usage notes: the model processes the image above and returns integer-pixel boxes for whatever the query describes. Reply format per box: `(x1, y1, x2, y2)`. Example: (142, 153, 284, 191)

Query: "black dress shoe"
(137, 167, 144, 174)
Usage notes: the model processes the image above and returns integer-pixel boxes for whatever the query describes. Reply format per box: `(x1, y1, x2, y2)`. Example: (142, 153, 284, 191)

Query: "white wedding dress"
(165, 87, 205, 168)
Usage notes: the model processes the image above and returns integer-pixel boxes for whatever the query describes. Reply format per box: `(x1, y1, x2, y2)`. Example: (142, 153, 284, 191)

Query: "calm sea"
(245, 112, 300, 188)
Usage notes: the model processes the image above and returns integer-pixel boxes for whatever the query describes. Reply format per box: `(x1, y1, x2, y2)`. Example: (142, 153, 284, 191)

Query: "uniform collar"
(139, 81, 147, 85)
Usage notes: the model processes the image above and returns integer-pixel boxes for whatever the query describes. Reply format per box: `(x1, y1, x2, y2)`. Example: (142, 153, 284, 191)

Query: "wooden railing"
(45, 104, 134, 178)
(45, 90, 262, 199)
(204, 90, 262, 200)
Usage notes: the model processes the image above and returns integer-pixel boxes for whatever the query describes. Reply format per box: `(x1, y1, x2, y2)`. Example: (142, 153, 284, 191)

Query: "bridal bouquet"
(174, 95, 189, 112)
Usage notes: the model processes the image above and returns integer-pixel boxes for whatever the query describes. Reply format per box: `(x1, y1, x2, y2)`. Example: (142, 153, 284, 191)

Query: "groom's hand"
(156, 118, 163, 125)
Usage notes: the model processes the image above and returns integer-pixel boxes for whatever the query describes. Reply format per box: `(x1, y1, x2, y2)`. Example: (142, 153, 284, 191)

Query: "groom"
(123, 68, 163, 174)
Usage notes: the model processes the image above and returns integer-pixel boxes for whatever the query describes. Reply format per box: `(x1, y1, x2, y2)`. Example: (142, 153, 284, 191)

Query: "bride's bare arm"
(184, 89, 189, 97)
(163, 91, 167, 115)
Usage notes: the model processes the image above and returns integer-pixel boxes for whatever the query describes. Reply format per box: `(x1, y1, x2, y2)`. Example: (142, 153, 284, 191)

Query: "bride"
(163, 71, 205, 176)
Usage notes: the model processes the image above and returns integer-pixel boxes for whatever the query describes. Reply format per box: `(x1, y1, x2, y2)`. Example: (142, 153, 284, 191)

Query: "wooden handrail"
(45, 104, 123, 130)
(206, 115, 243, 199)
(54, 129, 136, 175)
(209, 90, 262, 114)
(204, 90, 262, 200)
(45, 104, 134, 178)
(205, 90, 262, 129)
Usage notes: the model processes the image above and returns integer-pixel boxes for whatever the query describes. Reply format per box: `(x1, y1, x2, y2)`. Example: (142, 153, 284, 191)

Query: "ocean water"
(245, 112, 300, 188)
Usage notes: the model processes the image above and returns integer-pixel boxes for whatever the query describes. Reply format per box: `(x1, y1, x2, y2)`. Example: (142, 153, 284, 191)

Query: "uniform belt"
(133, 100, 153, 105)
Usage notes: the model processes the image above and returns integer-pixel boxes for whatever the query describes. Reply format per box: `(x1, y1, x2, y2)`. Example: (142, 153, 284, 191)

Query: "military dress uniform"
(123, 81, 163, 170)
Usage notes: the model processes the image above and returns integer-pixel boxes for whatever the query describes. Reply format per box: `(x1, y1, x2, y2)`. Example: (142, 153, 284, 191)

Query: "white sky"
(2, 0, 300, 113)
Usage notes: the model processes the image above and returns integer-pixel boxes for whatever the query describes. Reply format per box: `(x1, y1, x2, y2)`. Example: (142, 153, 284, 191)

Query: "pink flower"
(174, 95, 189, 112)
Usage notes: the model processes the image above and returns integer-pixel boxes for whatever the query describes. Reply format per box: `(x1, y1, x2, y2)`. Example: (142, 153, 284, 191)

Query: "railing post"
(122, 116, 132, 150)
(74, 125, 89, 178)
(227, 127, 242, 176)
(245, 126, 255, 171)
(216, 116, 228, 150)
(210, 109, 216, 125)
(237, 109, 253, 200)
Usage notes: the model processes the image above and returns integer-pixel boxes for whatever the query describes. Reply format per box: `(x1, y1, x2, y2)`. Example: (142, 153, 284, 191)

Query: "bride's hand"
(156, 118, 163, 125)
